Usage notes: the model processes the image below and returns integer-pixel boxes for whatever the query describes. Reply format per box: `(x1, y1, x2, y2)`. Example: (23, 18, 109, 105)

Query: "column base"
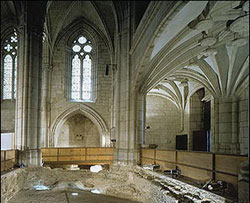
(212, 143, 220, 153)
(218, 143, 232, 154)
(231, 143, 240, 154)
(114, 148, 139, 165)
(18, 149, 42, 166)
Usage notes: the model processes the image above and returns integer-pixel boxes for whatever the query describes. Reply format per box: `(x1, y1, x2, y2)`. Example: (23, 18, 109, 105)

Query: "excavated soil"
(1, 164, 232, 203)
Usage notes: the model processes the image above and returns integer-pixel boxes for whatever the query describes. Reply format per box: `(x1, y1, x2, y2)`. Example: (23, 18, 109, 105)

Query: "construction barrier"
(141, 148, 247, 191)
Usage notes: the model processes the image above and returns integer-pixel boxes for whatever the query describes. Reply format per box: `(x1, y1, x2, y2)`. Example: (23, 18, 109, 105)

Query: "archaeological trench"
(1, 164, 238, 203)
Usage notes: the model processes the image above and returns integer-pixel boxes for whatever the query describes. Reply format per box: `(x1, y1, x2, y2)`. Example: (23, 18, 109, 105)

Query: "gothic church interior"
(1, 1, 249, 203)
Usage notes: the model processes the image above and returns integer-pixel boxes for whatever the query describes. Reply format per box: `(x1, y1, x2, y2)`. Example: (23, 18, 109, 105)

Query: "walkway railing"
(1, 150, 17, 173)
(41, 147, 114, 166)
(141, 148, 248, 191)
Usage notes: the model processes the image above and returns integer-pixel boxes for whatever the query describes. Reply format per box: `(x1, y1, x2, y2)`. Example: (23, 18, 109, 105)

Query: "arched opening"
(50, 105, 110, 147)
(189, 88, 211, 152)
(55, 113, 100, 147)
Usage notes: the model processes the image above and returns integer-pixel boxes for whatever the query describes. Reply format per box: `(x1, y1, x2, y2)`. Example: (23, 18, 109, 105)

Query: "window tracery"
(71, 35, 93, 101)
(2, 31, 18, 100)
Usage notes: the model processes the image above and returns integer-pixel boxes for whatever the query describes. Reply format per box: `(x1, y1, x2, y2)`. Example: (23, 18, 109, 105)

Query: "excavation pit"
(1, 165, 232, 203)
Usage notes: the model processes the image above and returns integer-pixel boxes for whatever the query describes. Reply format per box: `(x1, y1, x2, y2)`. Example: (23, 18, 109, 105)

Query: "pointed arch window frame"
(1, 31, 18, 101)
(69, 35, 95, 102)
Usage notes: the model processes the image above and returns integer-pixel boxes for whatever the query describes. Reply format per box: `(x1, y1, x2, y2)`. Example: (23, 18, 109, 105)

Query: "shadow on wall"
(145, 95, 181, 149)
(56, 114, 100, 147)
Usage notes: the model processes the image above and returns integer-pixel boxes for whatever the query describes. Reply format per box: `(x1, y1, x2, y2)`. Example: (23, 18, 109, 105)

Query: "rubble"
(1, 165, 233, 203)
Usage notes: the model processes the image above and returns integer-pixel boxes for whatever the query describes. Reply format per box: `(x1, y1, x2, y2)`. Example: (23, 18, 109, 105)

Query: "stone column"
(40, 39, 53, 148)
(213, 98, 220, 152)
(113, 3, 140, 165)
(210, 98, 216, 152)
(15, 1, 46, 166)
(231, 96, 240, 154)
(218, 97, 233, 153)
(212, 96, 241, 154)
(135, 92, 146, 164)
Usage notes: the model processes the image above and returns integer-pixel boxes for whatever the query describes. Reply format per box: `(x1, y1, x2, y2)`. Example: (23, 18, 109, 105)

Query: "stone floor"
(8, 189, 140, 203)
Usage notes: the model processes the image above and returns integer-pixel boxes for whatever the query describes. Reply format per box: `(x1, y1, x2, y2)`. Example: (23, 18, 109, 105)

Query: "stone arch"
(188, 86, 204, 100)
(50, 104, 110, 147)
(147, 92, 181, 109)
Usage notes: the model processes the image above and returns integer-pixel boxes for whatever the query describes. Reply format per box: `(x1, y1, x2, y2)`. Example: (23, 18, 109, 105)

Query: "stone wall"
(48, 28, 112, 147)
(1, 101, 15, 133)
(239, 86, 249, 155)
(189, 90, 204, 133)
(56, 114, 100, 147)
(1, 23, 17, 134)
(145, 95, 181, 149)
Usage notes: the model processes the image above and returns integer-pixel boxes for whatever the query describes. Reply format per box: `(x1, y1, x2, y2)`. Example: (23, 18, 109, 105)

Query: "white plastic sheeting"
(90, 165, 102, 173)
(91, 189, 101, 194)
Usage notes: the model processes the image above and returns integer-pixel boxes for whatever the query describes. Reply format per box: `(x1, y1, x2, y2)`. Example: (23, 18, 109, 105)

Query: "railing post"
(154, 149, 156, 165)
(15, 150, 17, 166)
(85, 148, 87, 161)
(175, 150, 178, 169)
(4, 151, 6, 171)
(57, 148, 59, 161)
(212, 153, 216, 181)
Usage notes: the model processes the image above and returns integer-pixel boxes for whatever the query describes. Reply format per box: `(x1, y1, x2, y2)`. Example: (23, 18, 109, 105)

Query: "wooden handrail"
(1, 150, 17, 173)
(41, 147, 114, 166)
(141, 148, 248, 190)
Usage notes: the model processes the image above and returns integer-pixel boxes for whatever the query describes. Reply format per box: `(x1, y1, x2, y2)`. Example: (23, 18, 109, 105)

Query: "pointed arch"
(50, 104, 110, 147)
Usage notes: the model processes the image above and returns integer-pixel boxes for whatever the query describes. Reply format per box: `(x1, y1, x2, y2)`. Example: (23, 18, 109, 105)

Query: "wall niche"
(56, 114, 100, 147)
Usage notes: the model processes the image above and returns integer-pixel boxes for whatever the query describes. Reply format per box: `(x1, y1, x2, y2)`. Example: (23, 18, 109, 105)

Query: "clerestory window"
(71, 36, 93, 101)
(2, 31, 18, 100)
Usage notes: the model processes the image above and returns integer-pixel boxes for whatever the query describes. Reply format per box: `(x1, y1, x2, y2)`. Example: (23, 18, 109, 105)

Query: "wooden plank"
(156, 150, 176, 162)
(216, 172, 238, 191)
(86, 155, 98, 161)
(177, 151, 213, 170)
(98, 148, 113, 155)
(1, 151, 5, 160)
(6, 150, 15, 160)
(177, 164, 212, 182)
(97, 156, 113, 161)
(41, 148, 114, 166)
(86, 148, 99, 155)
(4, 159, 15, 171)
(215, 154, 247, 175)
(155, 160, 176, 171)
(1, 161, 5, 172)
(70, 156, 85, 161)
(44, 161, 113, 166)
(141, 157, 154, 165)
(141, 149, 155, 159)
(42, 148, 58, 157)
(70, 148, 85, 156)
(58, 156, 71, 161)
(43, 157, 58, 162)
(58, 148, 71, 156)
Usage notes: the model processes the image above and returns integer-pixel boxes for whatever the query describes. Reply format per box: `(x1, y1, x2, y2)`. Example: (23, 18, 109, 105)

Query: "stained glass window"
(2, 31, 18, 100)
(3, 55, 13, 99)
(71, 35, 93, 101)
